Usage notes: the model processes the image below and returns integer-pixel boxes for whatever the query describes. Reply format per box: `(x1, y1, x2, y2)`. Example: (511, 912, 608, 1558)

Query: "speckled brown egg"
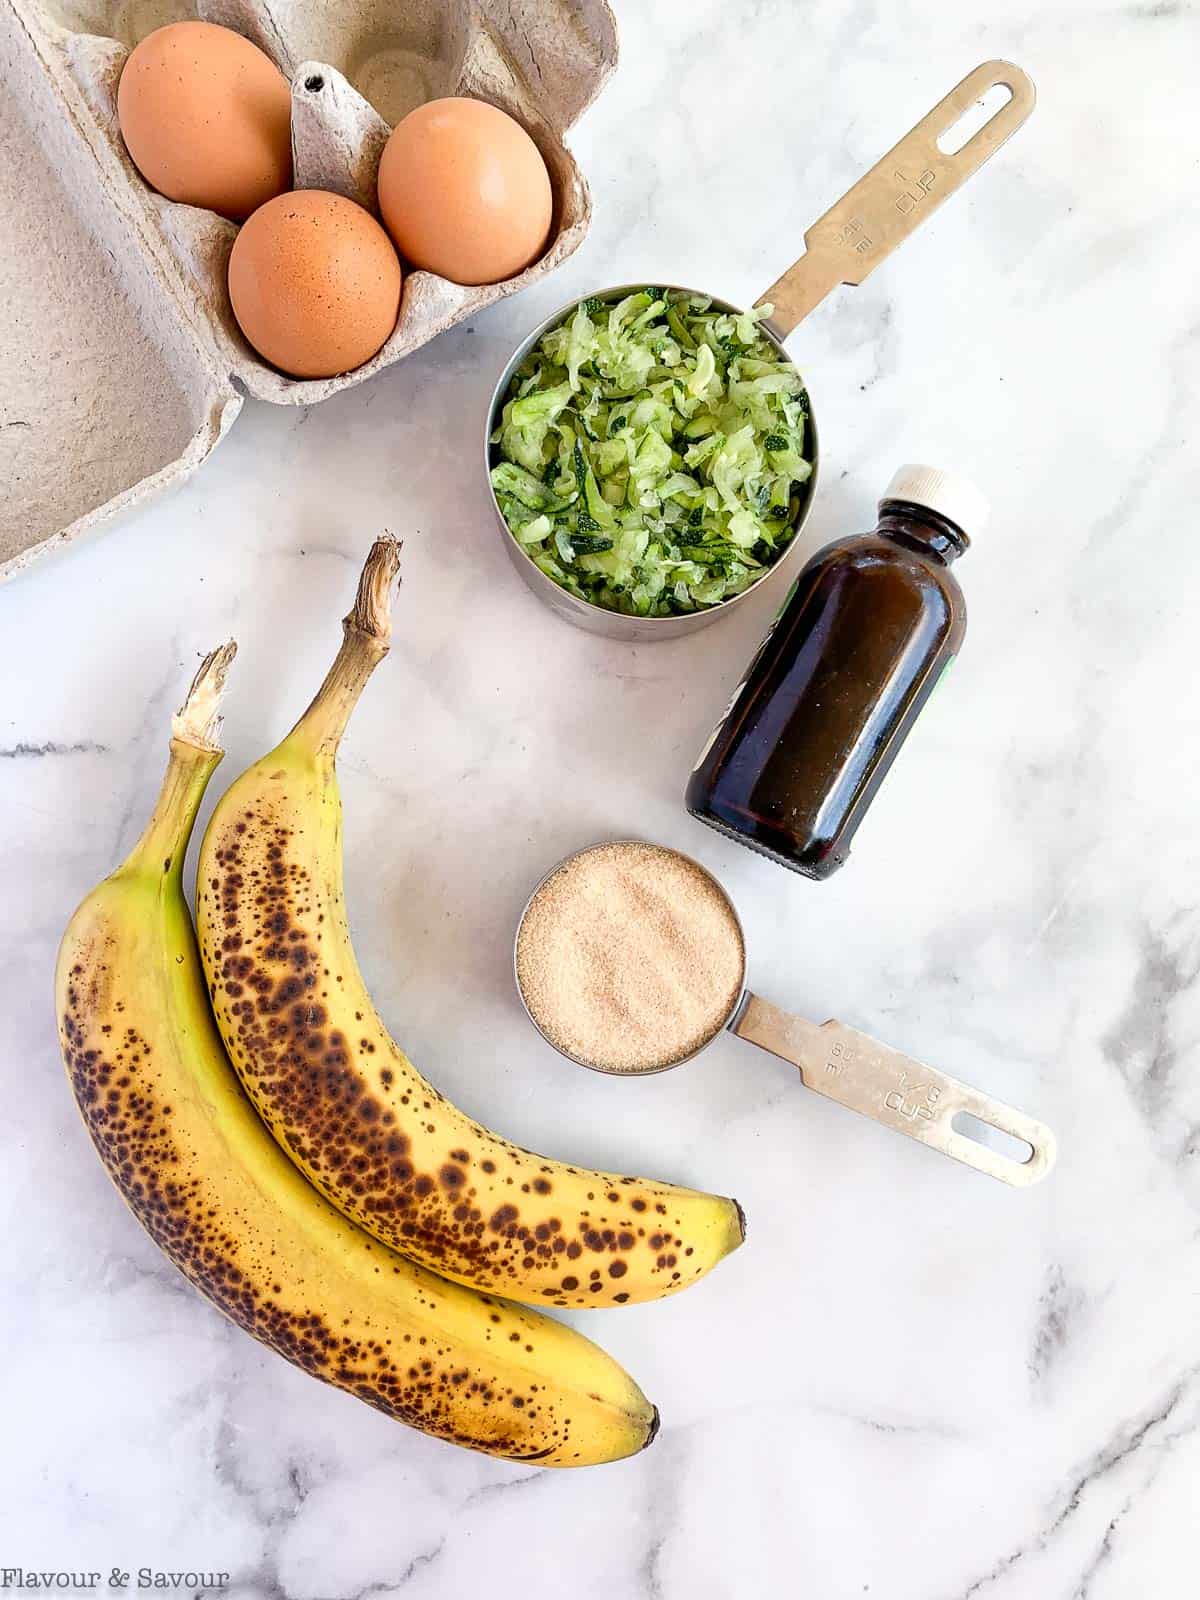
(377, 97, 553, 286)
(117, 20, 292, 222)
(227, 190, 403, 378)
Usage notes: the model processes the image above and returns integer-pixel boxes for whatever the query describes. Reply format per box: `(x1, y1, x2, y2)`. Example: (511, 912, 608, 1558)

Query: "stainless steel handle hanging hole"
(936, 80, 1014, 156)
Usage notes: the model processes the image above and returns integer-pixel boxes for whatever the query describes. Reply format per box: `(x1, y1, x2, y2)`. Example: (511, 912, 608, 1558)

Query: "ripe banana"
(197, 538, 744, 1308)
(57, 645, 657, 1467)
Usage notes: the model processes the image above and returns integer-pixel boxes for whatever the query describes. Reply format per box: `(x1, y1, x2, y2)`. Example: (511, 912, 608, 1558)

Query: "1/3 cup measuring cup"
(486, 61, 1036, 640)
(514, 842, 1056, 1187)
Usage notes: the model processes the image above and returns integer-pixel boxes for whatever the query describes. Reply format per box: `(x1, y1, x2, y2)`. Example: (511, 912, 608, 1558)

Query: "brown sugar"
(515, 842, 745, 1073)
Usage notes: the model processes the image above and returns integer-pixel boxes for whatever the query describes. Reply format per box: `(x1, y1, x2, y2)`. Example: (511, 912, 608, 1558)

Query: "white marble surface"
(3, 3, 1198, 1595)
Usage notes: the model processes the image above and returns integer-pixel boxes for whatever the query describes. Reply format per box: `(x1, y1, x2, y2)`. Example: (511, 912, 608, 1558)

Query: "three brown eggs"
(117, 20, 554, 378)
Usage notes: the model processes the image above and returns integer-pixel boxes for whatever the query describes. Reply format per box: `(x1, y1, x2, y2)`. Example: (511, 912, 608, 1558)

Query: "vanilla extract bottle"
(686, 465, 986, 879)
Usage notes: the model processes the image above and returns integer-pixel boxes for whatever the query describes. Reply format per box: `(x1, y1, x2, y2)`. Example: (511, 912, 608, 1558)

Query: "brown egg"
(118, 21, 292, 222)
(377, 97, 553, 287)
(228, 190, 402, 379)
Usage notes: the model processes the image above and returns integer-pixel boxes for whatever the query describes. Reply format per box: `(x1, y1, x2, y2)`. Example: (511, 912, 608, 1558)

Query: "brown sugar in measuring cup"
(515, 842, 745, 1073)
(515, 841, 1057, 1186)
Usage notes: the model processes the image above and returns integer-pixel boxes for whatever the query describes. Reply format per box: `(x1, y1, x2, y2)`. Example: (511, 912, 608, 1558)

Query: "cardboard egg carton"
(0, 0, 617, 580)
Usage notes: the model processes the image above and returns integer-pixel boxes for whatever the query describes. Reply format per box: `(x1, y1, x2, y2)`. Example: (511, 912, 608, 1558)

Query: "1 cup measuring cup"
(486, 60, 1037, 641)
(514, 841, 1056, 1187)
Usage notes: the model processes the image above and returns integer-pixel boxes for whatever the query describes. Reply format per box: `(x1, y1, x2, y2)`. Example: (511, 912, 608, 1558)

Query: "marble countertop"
(3, 3, 1197, 1596)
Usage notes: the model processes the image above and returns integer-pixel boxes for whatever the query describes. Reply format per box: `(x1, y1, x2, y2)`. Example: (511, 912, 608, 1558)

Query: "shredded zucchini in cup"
(486, 285, 817, 639)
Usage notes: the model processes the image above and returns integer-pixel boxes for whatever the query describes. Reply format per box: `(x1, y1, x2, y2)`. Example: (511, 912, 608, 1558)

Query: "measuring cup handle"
(730, 992, 1056, 1187)
(755, 60, 1037, 337)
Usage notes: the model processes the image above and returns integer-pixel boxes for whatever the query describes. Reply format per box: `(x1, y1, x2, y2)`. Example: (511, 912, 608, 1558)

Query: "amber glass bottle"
(686, 465, 986, 879)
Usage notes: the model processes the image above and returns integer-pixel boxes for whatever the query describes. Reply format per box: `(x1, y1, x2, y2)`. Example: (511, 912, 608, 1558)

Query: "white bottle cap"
(880, 464, 989, 539)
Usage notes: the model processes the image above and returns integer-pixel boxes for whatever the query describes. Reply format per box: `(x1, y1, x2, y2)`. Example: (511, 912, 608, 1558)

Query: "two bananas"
(56, 539, 743, 1467)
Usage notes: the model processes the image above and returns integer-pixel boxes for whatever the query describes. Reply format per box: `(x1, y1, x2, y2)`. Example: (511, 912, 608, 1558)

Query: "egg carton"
(0, 0, 617, 580)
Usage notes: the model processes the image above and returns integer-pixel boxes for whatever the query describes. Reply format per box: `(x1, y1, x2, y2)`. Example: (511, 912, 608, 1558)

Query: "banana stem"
(288, 536, 402, 759)
(128, 643, 236, 881)
(172, 641, 237, 752)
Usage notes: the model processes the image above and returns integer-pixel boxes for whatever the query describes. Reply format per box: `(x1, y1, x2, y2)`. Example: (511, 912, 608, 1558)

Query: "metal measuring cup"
(514, 842, 1056, 1187)
(485, 61, 1035, 641)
